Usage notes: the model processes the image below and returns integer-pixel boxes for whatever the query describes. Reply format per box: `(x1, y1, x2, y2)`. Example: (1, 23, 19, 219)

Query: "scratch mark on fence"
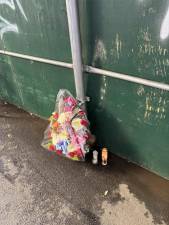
(0, 0, 27, 20)
(0, 15, 18, 39)
(0, 0, 27, 39)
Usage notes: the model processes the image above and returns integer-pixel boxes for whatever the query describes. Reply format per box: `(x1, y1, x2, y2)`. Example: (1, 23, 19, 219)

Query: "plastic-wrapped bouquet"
(41, 89, 92, 161)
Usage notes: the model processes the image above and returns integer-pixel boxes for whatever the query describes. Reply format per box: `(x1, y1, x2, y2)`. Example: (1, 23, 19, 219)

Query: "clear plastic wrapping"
(41, 89, 91, 161)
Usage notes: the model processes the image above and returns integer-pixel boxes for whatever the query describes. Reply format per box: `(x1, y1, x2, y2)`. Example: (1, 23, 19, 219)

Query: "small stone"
(104, 190, 108, 196)
(7, 134, 12, 138)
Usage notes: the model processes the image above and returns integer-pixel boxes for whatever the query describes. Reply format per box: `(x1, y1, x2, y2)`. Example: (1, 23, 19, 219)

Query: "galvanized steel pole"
(65, 0, 85, 103)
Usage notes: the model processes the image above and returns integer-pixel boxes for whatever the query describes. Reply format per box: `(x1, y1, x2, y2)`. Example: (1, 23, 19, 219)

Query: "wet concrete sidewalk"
(0, 101, 169, 225)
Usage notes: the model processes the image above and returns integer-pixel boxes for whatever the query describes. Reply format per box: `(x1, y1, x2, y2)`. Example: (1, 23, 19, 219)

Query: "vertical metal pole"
(66, 0, 85, 103)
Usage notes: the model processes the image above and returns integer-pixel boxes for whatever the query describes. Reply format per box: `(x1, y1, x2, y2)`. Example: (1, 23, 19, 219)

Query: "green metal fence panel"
(80, 0, 169, 178)
(80, 0, 169, 83)
(0, 0, 169, 178)
(86, 74, 169, 178)
(0, 0, 75, 118)
(0, 0, 72, 61)
(0, 55, 75, 117)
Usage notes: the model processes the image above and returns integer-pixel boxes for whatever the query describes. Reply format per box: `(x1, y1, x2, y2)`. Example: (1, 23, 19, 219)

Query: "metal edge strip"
(0, 50, 73, 69)
(1, 50, 169, 91)
(84, 65, 169, 91)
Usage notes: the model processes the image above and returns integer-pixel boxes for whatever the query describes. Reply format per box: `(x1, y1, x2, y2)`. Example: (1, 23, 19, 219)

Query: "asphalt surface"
(0, 101, 169, 225)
